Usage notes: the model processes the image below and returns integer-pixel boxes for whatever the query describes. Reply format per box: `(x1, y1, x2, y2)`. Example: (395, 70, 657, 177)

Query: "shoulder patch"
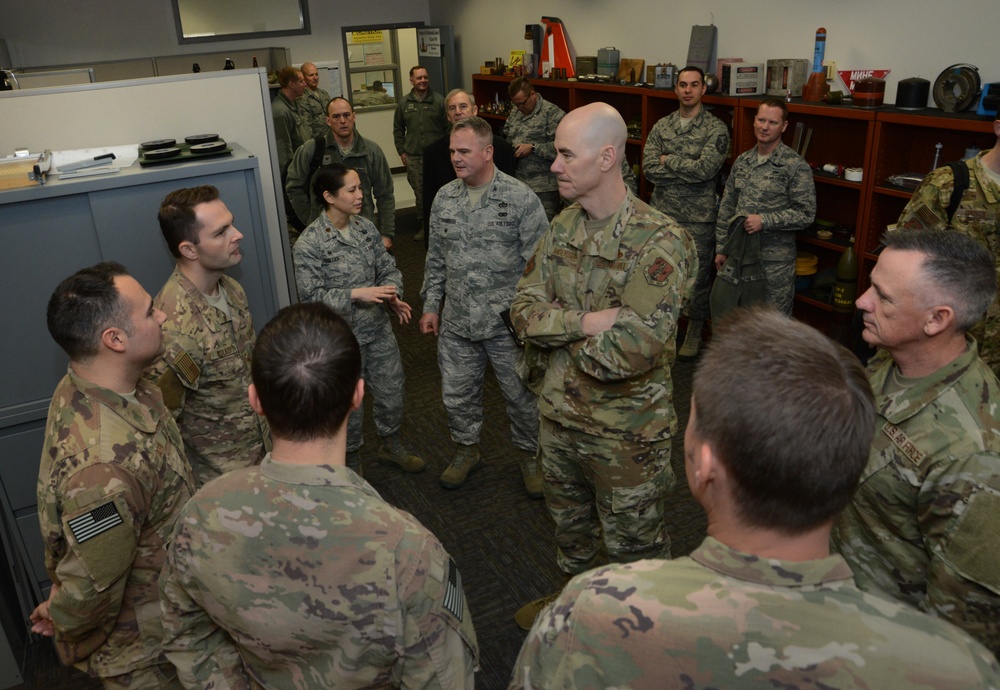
(171, 350, 201, 387)
(68, 501, 123, 543)
(523, 256, 536, 277)
(645, 257, 674, 286)
(443, 557, 464, 621)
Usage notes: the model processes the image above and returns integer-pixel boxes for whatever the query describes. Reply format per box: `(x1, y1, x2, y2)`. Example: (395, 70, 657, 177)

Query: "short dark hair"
(158, 186, 220, 258)
(326, 96, 354, 116)
(450, 116, 493, 148)
(677, 65, 705, 83)
(882, 228, 997, 331)
(692, 306, 875, 534)
(47, 261, 131, 361)
(758, 98, 789, 122)
(312, 163, 355, 210)
(508, 77, 533, 99)
(251, 302, 361, 442)
(278, 66, 302, 88)
(409, 65, 427, 77)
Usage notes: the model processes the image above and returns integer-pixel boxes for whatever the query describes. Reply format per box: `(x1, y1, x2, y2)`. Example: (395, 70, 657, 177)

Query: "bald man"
(510, 103, 697, 630)
(298, 62, 332, 138)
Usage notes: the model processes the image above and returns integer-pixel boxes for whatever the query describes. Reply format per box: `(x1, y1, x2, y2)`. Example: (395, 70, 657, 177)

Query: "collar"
(316, 213, 361, 247)
(170, 266, 235, 328)
(66, 365, 161, 434)
(971, 150, 1000, 205)
(691, 536, 855, 588)
(259, 453, 379, 495)
(564, 191, 636, 261)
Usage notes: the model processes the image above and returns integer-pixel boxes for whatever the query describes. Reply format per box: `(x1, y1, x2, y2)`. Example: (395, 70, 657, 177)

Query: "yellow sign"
(510, 50, 525, 67)
(350, 30, 383, 44)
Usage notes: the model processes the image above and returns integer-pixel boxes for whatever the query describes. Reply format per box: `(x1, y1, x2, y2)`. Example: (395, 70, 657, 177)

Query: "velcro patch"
(68, 501, 123, 543)
(882, 421, 926, 466)
(171, 350, 200, 387)
(443, 558, 464, 621)
(645, 257, 674, 286)
(523, 256, 535, 277)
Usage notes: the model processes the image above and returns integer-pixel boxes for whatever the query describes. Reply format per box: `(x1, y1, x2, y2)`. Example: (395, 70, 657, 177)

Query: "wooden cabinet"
(472, 75, 997, 334)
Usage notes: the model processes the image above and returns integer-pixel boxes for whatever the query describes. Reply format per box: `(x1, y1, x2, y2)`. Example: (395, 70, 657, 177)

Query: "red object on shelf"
(541, 17, 575, 78)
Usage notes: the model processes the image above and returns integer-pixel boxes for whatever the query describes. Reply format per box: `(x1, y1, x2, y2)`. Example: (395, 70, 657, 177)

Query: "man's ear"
(923, 304, 956, 337)
(101, 326, 128, 354)
(599, 144, 617, 173)
(178, 240, 199, 262)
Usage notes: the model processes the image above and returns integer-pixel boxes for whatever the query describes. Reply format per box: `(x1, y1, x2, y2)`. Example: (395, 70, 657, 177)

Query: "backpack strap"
(945, 160, 970, 224)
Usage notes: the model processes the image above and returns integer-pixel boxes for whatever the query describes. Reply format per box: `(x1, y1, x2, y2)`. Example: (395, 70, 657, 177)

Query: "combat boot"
(678, 319, 704, 361)
(519, 449, 544, 499)
(377, 433, 426, 473)
(346, 450, 363, 478)
(440, 444, 481, 489)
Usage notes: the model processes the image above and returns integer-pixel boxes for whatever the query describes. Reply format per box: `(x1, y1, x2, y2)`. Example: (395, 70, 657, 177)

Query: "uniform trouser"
(540, 417, 675, 574)
(348, 332, 405, 452)
(438, 330, 539, 452)
(681, 221, 715, 322)
(406, 155, 425, 228)
(102, 660, 182, 689)
(534, 190, 562, 222)
(763, 258, 795, 316)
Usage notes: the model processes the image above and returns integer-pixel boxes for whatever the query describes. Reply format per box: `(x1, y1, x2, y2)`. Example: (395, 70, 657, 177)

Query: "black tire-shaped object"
(932, 64, 981, 113)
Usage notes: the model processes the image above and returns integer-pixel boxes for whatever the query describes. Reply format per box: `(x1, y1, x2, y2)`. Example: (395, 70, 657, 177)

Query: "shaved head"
(552, 103, 627, 214)
(561, 102, 627, 162)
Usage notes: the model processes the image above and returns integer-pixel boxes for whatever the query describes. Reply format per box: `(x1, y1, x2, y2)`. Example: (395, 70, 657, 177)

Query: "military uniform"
(271, 90, 308, 174)
(832, 339, 1000, 657)
(421, 168, 548, 452)
(37, 367, 194, 686)
(510, 537, 1000, 689)
(502, 94, 565, 220)
(643, 108, 730, 321)
(294, 213, 406, 454)
(285, 129, 396, 236)
(146, 267, 270, 488)
(160, 455, 479, 689)
(510, 192, 696, 573)
(716, 141, 816, 315)
(394, 89, 448, 229)
(297, 85, 332, 138)
(897, 150, 1000, 376)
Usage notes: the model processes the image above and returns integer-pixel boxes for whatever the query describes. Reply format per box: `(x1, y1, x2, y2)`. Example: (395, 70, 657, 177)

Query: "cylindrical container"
(832, 238, 859, 312)
(853, 77, 885, 109)
(896, 77, 930, 110)
(795, 253, 819, 291)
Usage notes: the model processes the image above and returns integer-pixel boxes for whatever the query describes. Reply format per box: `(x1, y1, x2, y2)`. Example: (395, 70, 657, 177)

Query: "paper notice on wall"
(418, 28, 441, 57)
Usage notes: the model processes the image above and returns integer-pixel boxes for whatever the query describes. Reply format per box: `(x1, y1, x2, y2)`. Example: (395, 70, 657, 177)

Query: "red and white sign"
(837, 69, 891, 95)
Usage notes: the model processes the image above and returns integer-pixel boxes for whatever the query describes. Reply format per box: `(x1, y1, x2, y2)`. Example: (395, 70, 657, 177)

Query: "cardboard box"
(766, 58, 809, 97)
(721, 62, 764, 96)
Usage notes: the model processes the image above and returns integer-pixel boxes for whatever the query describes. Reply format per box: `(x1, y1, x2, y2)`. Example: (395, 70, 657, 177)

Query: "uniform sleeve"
(644, 123, 729, 185)
(508, 579, 586, 690)
(272, 108, 295, 173)
(716, 162, 740, 247)
(519, 194, 550, 263)
(421, 195, 449, 313)
(919, 452, 1000, 656)
(145, 331, 202, 415)
(370, 148, 397, 238)
(533, 107, 564, 161)
(394, 536, 478, 690)
(393, 103, 406, 155)
(372, 229, 405, 296)
(571, 238, 692, 382)
(511, 231, 587, 349)
(760, 158, 816, 233)
(286, 139, 318, 227)
(46, 466, 145, 663)
(897, 169, 952, 231)
(160, 516, 251, 689)
(621, 160, 639, 196)
(293, 230, 353, 314)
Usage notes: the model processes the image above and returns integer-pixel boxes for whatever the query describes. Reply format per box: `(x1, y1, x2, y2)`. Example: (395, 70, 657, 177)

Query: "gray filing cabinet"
(0, 145, 282, 681)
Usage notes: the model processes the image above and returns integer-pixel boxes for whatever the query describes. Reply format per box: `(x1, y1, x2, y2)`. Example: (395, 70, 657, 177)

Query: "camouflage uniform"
(509, 537, 1000, 689)
(421, 169, 548, 451)
(294, 213, 406, 453)
(285, 129, 396, 237)
(643, 108, 730, 321)
(37, 367, 194, 686)
(897, 150, 1000, 376)
(160, 455, 479, 689)
(832, 339, 1000, 657)
(271, 90, 308, 174)
(510, 193, 696, 573)
(502, 94, 565, 220)
(297, 86, 332, 138)
(146, 267, 270, 488)
(394, 89, 448, 228)
(716, 141, 816, 315)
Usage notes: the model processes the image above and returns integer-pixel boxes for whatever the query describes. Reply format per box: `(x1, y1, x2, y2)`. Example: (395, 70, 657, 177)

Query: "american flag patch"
(68, 501, 123, 544)
(443, 558, 464, 621)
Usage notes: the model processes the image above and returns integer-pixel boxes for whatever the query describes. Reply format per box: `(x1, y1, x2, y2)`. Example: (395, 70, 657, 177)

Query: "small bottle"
(832, 236, 859, 313)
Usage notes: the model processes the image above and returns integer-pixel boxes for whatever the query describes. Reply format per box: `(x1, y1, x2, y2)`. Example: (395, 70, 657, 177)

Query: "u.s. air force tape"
(443, 557, 464, 621)
(69, 501, 123, 543)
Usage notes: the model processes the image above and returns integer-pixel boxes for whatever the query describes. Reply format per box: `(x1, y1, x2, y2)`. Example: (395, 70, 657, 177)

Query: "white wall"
(428, 0, 998, 106)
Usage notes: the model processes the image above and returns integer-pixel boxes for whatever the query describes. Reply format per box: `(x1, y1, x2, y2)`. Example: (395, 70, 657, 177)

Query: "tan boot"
(440, 445, 481, 489)
(346, 450, 363, 478)
(678, 319, 704, 361)
(519, 449, 544, 499)
(377, 433, 426, 473)
(514, 592, 561, 631)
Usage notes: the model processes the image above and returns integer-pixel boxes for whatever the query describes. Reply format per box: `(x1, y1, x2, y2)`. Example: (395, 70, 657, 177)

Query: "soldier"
(160, 302, 479, 689)
(714, 98, 815, 315)
(896, 117, 1000, 377)
(146, 186, 271, 488)
(832, 228, 1000, 657)
(421, 89, 517, 245)
(394, 65, 448, 241)
(510, 305, 1000, 689)
(504, 77, 565, 220)
(294, 163, 423, 476)
(419, 117, 547, 493)
(270, 66, 307, 175)
(642, 65, 730, 358)
(287, 97, 396, 249)
(31, 262, 193, 689)
(297, 61, 332, 138)
(510, 103, 696, 630)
